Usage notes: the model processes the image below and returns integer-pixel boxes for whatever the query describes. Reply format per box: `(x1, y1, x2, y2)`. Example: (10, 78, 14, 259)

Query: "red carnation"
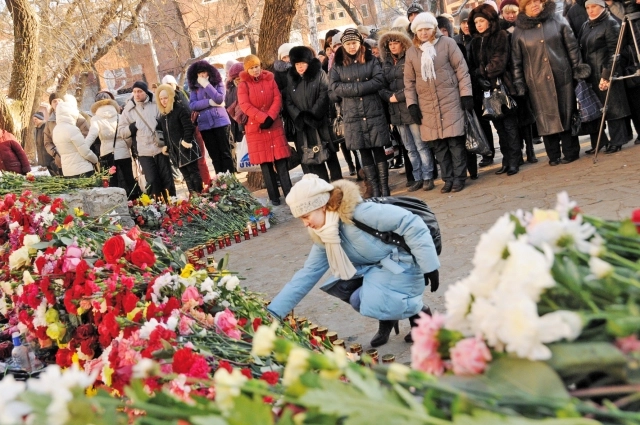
(122, 292, 139, 314)
(632, 209, 640, 233)
(103, 236, 125, 264)
(172, 347, 195, 374)
(63, 215, 74, 225)
(260, 371, 280, 385)
(75, 324, 95, 340)
(240, 368, 252, 379)
(130, 239, 156, 268)
(217, 360, 233, 373)
(252, 317, 262, 332)
(38, 194, 51, 204)
(56, 348, 74, 368)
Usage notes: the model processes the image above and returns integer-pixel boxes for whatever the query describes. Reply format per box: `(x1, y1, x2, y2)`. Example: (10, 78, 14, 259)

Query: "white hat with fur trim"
(410, 12, 439, 33)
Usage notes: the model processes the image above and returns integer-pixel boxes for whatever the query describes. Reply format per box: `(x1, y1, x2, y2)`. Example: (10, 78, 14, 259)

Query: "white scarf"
(419, 39, 438, 82)
(312, 211, 357, 280)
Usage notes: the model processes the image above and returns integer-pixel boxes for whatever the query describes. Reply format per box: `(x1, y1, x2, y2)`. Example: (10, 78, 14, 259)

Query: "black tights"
(359, 146, 386, 167)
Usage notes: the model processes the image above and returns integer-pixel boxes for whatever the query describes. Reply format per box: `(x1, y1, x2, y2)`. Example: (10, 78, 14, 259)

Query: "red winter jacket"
(0, 130, 30, 174)
(237, 70, 290, 165)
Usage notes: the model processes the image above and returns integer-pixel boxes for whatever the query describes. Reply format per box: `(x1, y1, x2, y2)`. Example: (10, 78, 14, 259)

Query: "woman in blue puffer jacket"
(268, 174, 439, 347)
(187, 60, 235, 174)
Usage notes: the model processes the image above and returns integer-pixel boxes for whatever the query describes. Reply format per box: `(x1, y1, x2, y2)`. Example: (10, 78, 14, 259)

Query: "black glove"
(514, 81, 527, 97)
(424, 270, 440, 293)
(477, 77, 492, 91)
(260, 116, 274, 129)
(408, 104, 422, 125)
(461, 96, 474, 112)
(129, 123, 138, 137)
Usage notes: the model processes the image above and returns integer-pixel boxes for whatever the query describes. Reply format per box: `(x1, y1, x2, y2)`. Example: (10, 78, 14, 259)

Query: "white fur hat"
(161, 75, 178, 86)
(332, 31, 343, 46)
(286, 174, 334, 218)
(391, 16, 411, 30)
(410, 12, 439, 33)
(278, 43, 297, 60)
(483, 0, 499, 13)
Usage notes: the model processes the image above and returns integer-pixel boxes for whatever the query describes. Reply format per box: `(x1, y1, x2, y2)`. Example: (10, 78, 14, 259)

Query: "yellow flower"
(55, 225, 63, 232)
(72, 352, 80, 366)
(9, 247, 30, 270)
(251, 322, 278, 357)
(140, 194, 152, 206)
(213, 368, 248, 412)
(283, 347, 310, 386)
(46, 321, 66, 341)
(103, 365, 114, 386)
(127, 307, 142, 321)
(45, 308, 59, 324)
(74, 207, 85, 217)
(22, 271, 35, 285)
(180, 264, 195, 278)
(86, 386, 98, 397)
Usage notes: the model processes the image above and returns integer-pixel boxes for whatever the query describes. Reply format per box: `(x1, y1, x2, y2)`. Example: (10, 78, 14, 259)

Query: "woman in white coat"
(52, 95, 98, 178)
(85, 98, 137, 197)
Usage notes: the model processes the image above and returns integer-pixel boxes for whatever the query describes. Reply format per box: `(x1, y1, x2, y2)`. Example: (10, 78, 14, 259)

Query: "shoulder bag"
(482, 78, 517, 120)
(132, 106, 165, 148)
(330, 103, 345, 143)
(301, 129, 331, 165)
(99, 118, 119, 171)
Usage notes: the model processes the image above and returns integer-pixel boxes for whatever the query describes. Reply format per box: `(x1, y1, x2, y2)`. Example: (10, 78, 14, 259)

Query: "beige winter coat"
(118, 95, 162, 158)
(85, 99, 131, 160)
(52, 95, 98, 176)
(404, 35, 472, 142)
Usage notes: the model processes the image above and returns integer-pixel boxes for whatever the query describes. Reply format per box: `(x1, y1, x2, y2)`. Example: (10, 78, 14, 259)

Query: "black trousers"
(431, 136, 467, 184)
(627, 86, 640, 139)
(467, 152, 478, 178)
(200, 126, 234, 174)
(260, 158, 292, 202)
(65, 170, 95, 179)
(179, 161, 204, 194)
(402, 145, 414, 183)
(359, 146, 386, 167)
(492, 113, 521, 168)
(475, 105, 495, 160)
(340, 141, 361, 172)
(543, 130, 580, 162)
(100, 155, 138, 199)
(138, 154, 176, 200)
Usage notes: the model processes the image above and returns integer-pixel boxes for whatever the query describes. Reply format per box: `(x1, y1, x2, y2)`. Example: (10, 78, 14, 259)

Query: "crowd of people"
(4, 0, 639, 202)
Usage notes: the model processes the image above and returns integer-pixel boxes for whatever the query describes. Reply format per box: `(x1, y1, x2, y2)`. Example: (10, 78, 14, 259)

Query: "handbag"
(571, 109, 582, 137)
(330, 104, 345, 143)
(575, 79, 602, 123)
(482, 78, 517, 120)
(301, 129, 331, 165)
(320, 277, 363, 303)
(464, 110, 492, 156)
(133, 106, 164, 147)
(287, 144, 301, 170)
(179, 138, 202, 168)
(99, 119, 119, 171)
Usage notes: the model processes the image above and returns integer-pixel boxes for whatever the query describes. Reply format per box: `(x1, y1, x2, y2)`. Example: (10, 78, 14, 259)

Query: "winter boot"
(359, 169, 374, 198)
(362, 165, 380, 197)
(370, 320, 400, 347)
(376, 161, 391, 197)
(524, 127, 538, 163)
(404, 306, 433, 343)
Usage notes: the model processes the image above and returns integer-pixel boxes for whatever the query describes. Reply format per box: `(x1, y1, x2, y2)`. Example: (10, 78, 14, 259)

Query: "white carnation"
(498, 239, 555, 301)
(589, 256, 613, 279)
(444, 280, 473, 335)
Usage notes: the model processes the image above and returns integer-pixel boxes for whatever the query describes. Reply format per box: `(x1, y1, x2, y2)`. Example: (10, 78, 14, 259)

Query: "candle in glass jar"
(259, 220, 267, 233)
(365, 348, 378, 364)
(381, 354, 395, 364)
(206, 240, 216, 254)
(349, 343, 363, 355)
(316, 327, 328, 340)
(332, 339, 346, 349)
(217, 237, 225, 249)
(224, 234, 232, 246)
(308, 324, 318, 336)
(251, 224, 259, 237)
(102, 178, 110, 188)
(244, 229, 251, 240)
(326, 331, 338, 343)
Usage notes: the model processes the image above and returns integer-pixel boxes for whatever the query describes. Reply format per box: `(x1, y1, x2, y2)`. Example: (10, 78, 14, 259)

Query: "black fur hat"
(186, 60, 222, 91)
(289, 46, 315, 66)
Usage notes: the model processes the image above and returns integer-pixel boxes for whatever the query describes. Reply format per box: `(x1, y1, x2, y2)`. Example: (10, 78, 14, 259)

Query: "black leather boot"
(362, 165, 380, 197)
(376, 161, 390, 196)
(370, 320, 400, 347)
(523, 127, 538, 163)
(404, 306, 432, 343)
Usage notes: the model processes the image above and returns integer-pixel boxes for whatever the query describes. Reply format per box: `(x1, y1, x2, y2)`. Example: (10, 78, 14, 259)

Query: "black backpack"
(353, 196, 442, 256)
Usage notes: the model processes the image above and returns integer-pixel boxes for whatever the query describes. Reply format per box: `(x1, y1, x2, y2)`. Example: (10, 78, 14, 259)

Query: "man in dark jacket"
(32, 112, 53, 168)
(406, 2, 424, 38)
(285, 46, 342, 183)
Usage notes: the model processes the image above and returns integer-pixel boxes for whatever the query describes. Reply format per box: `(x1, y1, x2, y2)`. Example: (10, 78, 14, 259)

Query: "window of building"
(317, 15, 323, 23)
(329, 12, 336, 20)
(198, 30, 206, 39)
(130, 65, 142, 75)
(337, 11, 345, 18)
(327, 2, 334, 10)
(315, 5, 321, 13)
(224, 25, 231, 32)
(208, 28, 217, 36)
(237, 34, 245, 41)
(227, 36, 234, 43)
(201, 41, 210, 49)
(361, 4, 369, 17)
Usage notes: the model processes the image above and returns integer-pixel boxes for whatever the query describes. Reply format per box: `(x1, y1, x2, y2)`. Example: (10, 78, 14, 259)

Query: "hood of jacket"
(378, 29, 413, 62)
(155, 84, 176, 115)
(56, 95, 80, 125)
(333, 45, 375, 67)
(307, 178, 363, 244)
(468, 4, 501, 36)
(91, 99, 119, 117)
(273, 60, 292, 73)
(515, 0, 556, 29)
(186, 60, 223, 91)
(287, 57, 323, 84)
(239, 69, 275, 83)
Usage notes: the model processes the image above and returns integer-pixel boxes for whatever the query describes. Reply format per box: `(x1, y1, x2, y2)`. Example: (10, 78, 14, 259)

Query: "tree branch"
(335, 0, 362, 26)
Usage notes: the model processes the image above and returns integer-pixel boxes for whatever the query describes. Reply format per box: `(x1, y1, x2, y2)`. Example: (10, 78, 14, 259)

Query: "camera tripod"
(593, 11, 640, 162)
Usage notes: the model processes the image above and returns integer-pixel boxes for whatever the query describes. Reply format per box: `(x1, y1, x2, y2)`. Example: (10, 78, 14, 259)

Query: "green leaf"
(453, 410, 600, 425)
(606, 315, 640, 337)
(60, 236, 73, 246)
(191, 415, 228, 425)
(546, 342, 628, 381)
(226, 394, 274, 425)
(30, 241, 51, 250)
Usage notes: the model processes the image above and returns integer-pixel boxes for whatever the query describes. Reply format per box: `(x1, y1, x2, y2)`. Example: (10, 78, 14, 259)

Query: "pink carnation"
(62, 244, 83, 272)
(450, 336, 492, 376)
(181, 286, 203, 306)
(214, 308, 241, 340)
(616, 335, 640, 354)
(178, 315, 194, 336)
(410, 312, 446, 376)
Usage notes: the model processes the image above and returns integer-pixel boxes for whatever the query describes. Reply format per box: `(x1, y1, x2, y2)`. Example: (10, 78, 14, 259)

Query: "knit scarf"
(419, 39, 438, 82)
(311, 211, 357, 280)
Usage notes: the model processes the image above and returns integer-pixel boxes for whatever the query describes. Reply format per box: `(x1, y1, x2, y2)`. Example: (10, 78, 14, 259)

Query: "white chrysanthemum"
(589, 256, 613, 279)
(150, 272, 175, 304)
(468, 297, 502, 347)
(32, 299, 48, 328)
(555, 191, 577, 218)
(139, 319, 168, 340)
(444, 280, 473, 335)
(495, 296, 551, 360)
(225, 276, 240, 291)
(538, 310, 583, 343)
(0, 375, 31, 424)
(472, 214, 516, 273)
(498, 240, 555, 301)
(9, 246, 30, 270)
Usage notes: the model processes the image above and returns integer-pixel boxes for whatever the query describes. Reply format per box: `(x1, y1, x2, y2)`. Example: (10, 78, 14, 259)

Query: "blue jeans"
(397, 124, 434, 181)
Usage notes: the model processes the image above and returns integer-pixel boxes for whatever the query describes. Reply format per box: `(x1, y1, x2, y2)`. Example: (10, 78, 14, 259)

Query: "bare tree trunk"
(336, 0, 362, 26)
(239, 0, 257, 55)
(256, 0, 299, 69)
(5, 0, 39, 145)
